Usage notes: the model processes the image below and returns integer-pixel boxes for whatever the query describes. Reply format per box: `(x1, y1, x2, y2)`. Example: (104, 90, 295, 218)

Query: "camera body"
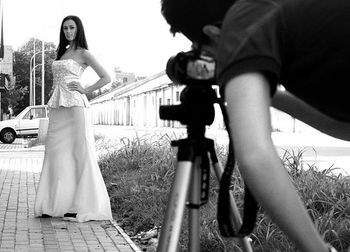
(165, 50, 216, 86)
(159, 50, 218, 126)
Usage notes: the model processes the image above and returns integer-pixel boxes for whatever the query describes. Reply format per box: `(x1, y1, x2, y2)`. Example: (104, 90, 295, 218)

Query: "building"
(0, 46, 13, 75)
(90, 71, 316, 133)
(0, 45, 13, 88)
(0, 46, 14, 121)
(90, 71, 225, 129)
(114, 68, 137, 85)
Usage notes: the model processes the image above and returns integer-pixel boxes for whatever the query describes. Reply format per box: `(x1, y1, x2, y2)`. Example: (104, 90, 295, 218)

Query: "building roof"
(90, 71, 173, 104)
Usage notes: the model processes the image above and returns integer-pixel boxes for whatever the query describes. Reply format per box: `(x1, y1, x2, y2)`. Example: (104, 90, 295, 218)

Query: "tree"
(7, 38, 56, 115)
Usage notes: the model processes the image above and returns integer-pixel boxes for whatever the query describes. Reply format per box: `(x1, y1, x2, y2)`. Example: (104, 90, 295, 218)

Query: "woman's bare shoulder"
(78, 49, 94, 61)
(73, 48, 93, 67)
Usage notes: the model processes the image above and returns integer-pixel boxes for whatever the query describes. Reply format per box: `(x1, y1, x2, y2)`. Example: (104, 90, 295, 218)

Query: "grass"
(96, 133, 350, 252)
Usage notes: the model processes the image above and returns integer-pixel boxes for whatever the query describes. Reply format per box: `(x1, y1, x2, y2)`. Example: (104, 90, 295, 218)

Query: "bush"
(97, 134, 350, 252)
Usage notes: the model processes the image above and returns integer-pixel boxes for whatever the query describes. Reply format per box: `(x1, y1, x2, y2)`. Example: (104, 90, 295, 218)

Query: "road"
(1, 126, 349, 176)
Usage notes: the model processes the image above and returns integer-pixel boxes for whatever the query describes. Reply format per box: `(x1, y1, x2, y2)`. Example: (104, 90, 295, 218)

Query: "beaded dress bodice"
(48, 59, 90, 108)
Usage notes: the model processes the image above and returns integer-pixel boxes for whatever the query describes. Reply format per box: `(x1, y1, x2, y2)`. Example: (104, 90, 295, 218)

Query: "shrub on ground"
(97, 134, 350, 252)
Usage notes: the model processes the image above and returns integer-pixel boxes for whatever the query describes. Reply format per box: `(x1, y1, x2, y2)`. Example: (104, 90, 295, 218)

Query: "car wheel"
(0, 129, 16, 144)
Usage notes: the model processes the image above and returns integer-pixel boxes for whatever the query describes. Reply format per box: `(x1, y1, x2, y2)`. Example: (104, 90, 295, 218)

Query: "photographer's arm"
(272, 89, 350, 140)
(223, 72, 328, 252)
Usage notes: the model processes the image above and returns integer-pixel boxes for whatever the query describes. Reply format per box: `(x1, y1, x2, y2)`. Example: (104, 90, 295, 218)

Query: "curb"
(110, 220, 142, 252)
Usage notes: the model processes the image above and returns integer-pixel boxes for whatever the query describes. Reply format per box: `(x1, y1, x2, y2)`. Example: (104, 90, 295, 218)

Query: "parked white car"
(0, 105, 49, 144)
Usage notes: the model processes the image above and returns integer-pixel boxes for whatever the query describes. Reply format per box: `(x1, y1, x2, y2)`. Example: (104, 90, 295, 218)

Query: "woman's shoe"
(64, 213, 77, 218)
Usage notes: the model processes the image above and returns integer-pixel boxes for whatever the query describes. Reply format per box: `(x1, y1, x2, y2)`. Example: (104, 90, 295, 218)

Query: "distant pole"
(29, 56, 32, 106)
(41, 40, 44, 105)
(33, 38, 36, 106)
(0, 0, 4, 120)
(0, 0, 4, 59)
(0, 75, 1, 120)
(0, 72, 1, 121)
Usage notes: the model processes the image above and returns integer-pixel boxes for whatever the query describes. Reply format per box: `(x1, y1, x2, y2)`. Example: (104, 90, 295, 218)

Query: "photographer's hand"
(186, 58, 215, 80)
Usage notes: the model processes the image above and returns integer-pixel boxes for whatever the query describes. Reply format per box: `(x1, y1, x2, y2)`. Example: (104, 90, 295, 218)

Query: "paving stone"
(0, 143, 141, 252)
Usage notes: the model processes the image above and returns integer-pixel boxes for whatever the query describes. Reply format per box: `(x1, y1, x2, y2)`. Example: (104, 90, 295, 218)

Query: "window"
(23, 108, 46, 120)
(34, 108, 46, 118)
(176, 91, 180, 102)
(22, 110, 32, 120)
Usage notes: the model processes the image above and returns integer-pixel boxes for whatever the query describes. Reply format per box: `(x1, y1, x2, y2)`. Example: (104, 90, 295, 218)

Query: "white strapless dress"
(34, 59, 113, 222)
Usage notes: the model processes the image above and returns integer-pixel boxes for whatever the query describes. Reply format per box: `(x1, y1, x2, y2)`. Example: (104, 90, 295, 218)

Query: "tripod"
(156, 125, 253, 252)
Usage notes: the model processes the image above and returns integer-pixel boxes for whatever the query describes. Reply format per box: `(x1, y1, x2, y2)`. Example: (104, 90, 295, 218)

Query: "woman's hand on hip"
(68, 81, 86, 94)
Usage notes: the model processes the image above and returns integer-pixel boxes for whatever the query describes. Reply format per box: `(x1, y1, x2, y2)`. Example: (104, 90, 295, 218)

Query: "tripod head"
(159, 85, 218, 135)
(159, 50, 218, 137)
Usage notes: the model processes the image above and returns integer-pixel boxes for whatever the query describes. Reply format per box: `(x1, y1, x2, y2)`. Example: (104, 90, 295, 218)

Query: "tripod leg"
(157, 160, 193, 252)
(188, 157, 202, 252)
(212, 160, 253, 252)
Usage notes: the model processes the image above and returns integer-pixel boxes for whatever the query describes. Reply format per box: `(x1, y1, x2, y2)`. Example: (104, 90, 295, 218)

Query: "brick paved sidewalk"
(0, 140, 141, 252)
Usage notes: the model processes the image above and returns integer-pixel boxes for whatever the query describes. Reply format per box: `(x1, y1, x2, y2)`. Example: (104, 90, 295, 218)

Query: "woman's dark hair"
(56, 15, 88, 60)
(161, 0, 235, 43)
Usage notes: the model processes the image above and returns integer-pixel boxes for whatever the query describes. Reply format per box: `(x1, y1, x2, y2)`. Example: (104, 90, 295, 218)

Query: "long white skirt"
(34, 106, 113, 222)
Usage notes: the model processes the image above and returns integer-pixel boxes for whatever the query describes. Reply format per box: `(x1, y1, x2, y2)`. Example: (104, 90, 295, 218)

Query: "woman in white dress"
(34, 15, 113, 222)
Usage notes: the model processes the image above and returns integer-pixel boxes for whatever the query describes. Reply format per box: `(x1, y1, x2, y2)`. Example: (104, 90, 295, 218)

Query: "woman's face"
(63, 19, 77, 42)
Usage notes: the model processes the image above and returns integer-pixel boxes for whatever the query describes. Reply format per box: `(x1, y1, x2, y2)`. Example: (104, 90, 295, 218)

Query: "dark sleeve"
(216, 0, 284, 96)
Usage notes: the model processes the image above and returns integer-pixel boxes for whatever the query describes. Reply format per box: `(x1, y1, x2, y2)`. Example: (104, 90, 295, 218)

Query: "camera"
(165, 50, 216, 86)
(159, 50, 218, 126)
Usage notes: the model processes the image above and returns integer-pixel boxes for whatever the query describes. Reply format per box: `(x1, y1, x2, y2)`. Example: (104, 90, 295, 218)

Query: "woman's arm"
(82, 49, 111, 93)
(223, 72, 328, 252)
(69, 49, 111, 94)
(272, 89, 350, 141)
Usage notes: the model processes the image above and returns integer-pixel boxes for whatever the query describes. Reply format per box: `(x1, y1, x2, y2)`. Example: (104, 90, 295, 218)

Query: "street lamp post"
(33, 39, 35, 106)
(29, 51, 40, 106)
(31, 64, 42, 105)
(41, 40, 44, 105)
(29, 46, 53, 106)
(29, 54, 33, 105)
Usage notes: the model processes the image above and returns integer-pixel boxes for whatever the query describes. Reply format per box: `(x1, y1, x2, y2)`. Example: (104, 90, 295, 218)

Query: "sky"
(3, 0, 192, 80)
